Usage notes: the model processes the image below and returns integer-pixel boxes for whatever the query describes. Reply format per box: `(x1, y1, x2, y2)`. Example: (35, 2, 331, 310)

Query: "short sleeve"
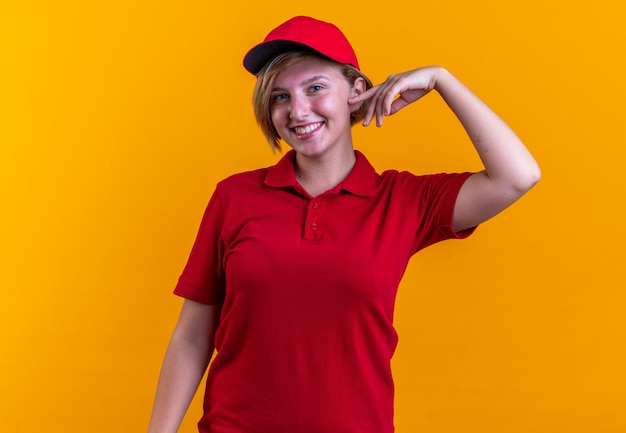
(397, 171, 476, 254)
(173, 187, 226, 305)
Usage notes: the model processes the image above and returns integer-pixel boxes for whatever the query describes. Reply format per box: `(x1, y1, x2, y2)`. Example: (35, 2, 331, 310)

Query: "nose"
(289, 94, 309, 120)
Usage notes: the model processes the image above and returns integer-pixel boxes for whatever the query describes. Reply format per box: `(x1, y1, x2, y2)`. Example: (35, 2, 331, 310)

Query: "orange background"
(1, 1, 625, 432)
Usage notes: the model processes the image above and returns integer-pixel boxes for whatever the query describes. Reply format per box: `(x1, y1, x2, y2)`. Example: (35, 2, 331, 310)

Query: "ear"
(348, 77, 367, 113)
(350, 77, 367, 98)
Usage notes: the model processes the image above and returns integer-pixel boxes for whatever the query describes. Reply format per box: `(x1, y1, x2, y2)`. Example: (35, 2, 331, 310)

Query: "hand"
(349, 66, 444, 127)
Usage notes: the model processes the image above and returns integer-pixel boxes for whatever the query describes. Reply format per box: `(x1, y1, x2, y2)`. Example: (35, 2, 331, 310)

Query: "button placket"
(303, 199, 322, 240)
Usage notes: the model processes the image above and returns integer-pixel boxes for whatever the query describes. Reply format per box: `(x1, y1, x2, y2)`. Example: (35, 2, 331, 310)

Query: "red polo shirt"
(174, 150, 475, 433)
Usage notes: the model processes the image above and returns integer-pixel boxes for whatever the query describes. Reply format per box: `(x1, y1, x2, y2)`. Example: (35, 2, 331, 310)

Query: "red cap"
(243, 16, 360, 75)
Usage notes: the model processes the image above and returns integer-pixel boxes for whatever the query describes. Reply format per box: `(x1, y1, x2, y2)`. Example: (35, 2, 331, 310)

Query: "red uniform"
(174, 150, 475, 433)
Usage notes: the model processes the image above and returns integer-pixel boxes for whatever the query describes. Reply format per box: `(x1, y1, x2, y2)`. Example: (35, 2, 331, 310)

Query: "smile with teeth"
(293, 122, 323, 135)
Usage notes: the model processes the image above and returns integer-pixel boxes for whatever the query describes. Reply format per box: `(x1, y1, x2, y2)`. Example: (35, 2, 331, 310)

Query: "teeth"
(294, 123, 321, 135)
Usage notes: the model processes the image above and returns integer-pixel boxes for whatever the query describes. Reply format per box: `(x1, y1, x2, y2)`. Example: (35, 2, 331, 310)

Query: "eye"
(272, 93, 289, 102)
(308, 84, 324, 93)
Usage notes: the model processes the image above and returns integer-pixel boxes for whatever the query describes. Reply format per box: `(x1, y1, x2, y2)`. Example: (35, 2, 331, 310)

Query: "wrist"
(432, 67, 452, 92)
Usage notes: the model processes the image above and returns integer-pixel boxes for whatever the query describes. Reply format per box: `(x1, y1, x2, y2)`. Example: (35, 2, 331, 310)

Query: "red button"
(311, 223, 318, 230)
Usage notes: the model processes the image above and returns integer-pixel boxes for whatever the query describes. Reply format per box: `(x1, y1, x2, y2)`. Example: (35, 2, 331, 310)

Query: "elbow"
(527, 162, 542, 189)
(513, 163, 541, 195)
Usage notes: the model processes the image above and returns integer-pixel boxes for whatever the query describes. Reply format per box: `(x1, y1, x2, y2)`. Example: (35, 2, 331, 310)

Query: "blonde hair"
(253, 52, 373, 152)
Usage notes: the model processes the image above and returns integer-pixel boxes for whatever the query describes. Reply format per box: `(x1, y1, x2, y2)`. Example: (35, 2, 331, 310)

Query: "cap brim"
(243, 40, 318, 75)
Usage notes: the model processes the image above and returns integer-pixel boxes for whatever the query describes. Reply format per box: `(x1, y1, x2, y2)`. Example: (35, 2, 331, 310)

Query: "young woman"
(147, 16, 540, 433)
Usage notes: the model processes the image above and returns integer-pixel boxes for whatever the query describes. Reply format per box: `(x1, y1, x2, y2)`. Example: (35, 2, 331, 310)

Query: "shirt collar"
(264, 150, 378, 197)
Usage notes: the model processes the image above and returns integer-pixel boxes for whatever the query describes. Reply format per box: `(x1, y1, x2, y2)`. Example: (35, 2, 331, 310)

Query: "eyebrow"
(271, 75, 330, 92)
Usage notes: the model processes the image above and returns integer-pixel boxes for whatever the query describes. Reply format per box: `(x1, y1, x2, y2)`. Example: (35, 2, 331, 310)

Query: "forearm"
(147, 333, 213, 433)
(351, 65, 540, 230)
(433, 67, 540, 191)
(148, 300, 220, 433)
(147, 334, 213, 433)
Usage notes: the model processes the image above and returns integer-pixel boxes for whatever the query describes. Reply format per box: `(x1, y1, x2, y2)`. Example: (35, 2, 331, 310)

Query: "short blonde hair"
(253, 52, 373, 152)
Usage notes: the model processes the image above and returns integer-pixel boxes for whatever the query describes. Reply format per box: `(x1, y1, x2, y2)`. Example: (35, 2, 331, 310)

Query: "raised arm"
(349, 66, 540, 232)
(147, 299, 221, 433)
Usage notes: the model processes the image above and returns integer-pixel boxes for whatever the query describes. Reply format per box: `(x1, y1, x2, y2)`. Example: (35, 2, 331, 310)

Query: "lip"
(290, 121, 324, 139)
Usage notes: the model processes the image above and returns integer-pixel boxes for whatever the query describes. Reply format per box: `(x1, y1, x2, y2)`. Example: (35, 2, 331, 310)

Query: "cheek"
(320, 96, 350, 120)
(270, 106, 285, 127)
(270, 108, 281, 129)
(314, 96, 338, 115)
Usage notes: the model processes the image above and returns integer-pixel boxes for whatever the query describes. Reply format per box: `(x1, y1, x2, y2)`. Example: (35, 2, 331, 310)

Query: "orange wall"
(1, 1, 625, 432)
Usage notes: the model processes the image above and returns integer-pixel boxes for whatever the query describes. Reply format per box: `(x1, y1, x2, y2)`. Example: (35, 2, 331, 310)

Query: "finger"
(377, 80, 399, 126)
(361, 90, 378, 126)
(389, 88, 429, 115)
(374, 87, 386, 127)
(383, 77, 412, 116)
(389, 96, 411, 115)
(348, 84, 380, 104)
(361, 86, 385, 126)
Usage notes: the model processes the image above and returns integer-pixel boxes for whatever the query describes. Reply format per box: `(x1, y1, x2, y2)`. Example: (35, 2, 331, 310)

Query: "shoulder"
(215, 167, 271, 193)
(379, 169, 472, 189)
(376, 170, 473, 210)
(209, 165, 284, 216)
(351, 151, 471, 198)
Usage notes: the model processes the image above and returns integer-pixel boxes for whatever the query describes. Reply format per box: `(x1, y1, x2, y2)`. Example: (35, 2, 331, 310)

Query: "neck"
(294, 149, 357, 197)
